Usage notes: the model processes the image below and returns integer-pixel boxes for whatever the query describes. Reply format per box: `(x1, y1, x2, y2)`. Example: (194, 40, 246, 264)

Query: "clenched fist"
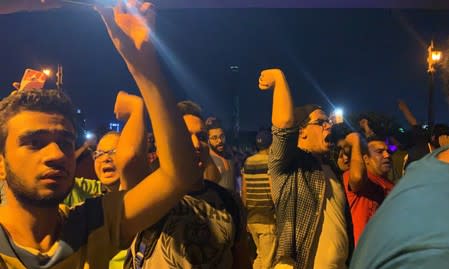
(258, 69, 285, 90)
(114, 91, 144, 121)
(96, 0, 155, 72)
(345, 132, 362, 146)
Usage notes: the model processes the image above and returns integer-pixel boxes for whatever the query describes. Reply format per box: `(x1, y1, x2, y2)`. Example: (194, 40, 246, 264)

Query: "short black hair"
(255, 129, 272, 150)
(0, 89, 77, 153)
(176, 100, 203, 119)
(205, 117, 223, 132)
(431, 124, 449, 138)
(328, 123, 352, 144)
(362, 134, 387, 155)
(431, 124, 449, 147)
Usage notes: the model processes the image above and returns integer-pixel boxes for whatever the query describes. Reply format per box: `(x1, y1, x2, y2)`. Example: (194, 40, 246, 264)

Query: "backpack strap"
(124, 215, 168, 269)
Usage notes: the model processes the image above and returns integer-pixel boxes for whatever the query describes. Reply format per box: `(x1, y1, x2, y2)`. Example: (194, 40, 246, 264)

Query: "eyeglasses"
(209, 134, 226, 141)
(92, 149, 116, 160)
(307, 119, 333, 127)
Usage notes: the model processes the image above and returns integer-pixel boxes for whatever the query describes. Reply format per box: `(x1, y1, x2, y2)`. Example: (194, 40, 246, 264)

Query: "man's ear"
(362, 154, 370, 166)
(299, 127, 307, 139)
(0, 154, 5, 181)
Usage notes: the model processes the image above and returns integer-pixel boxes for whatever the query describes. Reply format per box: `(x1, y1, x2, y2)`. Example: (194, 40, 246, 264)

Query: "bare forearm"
(126, 52, 198, 188)
(400, 107, 418, 127)
(121, 169, 185, 243)
(74, 143, 90, 159)
(272, 73, 295, 128)
(348, 141, 366, 192)
(116, 101, 149, 190)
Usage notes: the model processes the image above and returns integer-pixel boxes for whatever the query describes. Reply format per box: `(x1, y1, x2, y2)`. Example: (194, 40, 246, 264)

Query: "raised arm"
(259, 69, 298, 177)
(345, 132, 368, 192)
(398, 99, 418, 127)
(259, 69, 295, 128)
(74, 135, 96, 159)
(114, 91, 150, 190)
(97, 1, 200, 243)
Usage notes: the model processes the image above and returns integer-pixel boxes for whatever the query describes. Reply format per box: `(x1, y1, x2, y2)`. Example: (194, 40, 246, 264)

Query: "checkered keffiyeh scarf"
(269, 126, 326, 269)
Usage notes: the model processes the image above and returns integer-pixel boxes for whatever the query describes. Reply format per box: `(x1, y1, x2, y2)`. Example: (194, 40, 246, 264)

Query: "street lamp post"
(427, 41, 442, 127)
(56, 64, 63, 90)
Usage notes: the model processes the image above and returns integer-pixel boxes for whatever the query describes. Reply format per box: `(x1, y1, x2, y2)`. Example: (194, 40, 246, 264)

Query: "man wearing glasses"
(206, 117, 238, 192)
(259, 69, 352, 269)
(93, 133, 119, 190)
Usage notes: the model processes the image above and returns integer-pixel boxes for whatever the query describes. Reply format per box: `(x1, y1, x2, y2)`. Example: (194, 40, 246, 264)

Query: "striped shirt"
(242, 151, 275, 224)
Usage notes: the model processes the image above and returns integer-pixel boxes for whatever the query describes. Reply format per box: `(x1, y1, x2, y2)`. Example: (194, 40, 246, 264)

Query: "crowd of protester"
(1, 1, 449, 269)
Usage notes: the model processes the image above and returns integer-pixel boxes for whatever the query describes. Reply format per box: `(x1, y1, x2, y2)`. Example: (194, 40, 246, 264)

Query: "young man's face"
(299, 109, 332, 154)
(336, 139, 350, 172)
(94, 133, 120, 186)
(208, 128, 226, 154)
(0, 111, 76, 207)
(364, 140, 391, 177)
(183, 114, 208, 172)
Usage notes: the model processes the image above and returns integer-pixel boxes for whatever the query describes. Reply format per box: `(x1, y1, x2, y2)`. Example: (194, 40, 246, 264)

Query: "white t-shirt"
(312, 165, 349, 269)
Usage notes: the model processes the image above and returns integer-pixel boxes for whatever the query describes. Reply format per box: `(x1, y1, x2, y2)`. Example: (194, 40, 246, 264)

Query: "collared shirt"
(269, 126, 350, 269)
(343, 171, 394, 245)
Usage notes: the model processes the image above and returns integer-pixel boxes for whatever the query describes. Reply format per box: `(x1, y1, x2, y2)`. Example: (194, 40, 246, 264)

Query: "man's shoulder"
(64, 191, 124, 222)
(246, 152, 268, 163)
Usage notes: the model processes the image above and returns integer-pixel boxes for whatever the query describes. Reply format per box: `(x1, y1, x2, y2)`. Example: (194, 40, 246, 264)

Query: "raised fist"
(258, 69, 285, 90)
(345, 132, 361, 146)
(96, 0, 155, 62)
(114, 91, 143, 121)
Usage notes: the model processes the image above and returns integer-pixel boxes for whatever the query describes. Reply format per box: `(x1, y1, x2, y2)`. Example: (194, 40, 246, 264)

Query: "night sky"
(1, 7, 449, 132)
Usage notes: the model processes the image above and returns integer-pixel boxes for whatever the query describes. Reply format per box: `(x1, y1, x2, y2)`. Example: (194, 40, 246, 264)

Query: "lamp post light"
(42, 68, 52, 77)
(427, 40, 442, 127)
(56, 64, 63, 90)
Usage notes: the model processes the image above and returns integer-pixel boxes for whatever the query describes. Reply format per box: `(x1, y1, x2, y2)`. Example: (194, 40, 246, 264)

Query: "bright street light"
(426, 40, 443, 127)
(42, 69, 52, 77)
(332, 108, 344, 124)
(431, 50, 442, 62)
(427, 40, 443, 73)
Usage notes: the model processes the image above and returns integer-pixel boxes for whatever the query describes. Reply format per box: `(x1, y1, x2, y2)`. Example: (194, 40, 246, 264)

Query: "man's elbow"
(161, 163, 201, 191)
(272, 118, 295, 129)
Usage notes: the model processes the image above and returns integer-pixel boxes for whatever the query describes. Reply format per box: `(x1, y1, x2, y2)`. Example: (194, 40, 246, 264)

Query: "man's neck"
(298, 143, 324, 161)
(106, 180, 121, 192)
(210, 147, 228, 159)
(0, 192, 61, 252)
(366, 169, 388, 180)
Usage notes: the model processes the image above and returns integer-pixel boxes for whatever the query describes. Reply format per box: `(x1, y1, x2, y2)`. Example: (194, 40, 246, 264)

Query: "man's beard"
(5, 161, 73, 208)
(210, 143, 226, 156)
